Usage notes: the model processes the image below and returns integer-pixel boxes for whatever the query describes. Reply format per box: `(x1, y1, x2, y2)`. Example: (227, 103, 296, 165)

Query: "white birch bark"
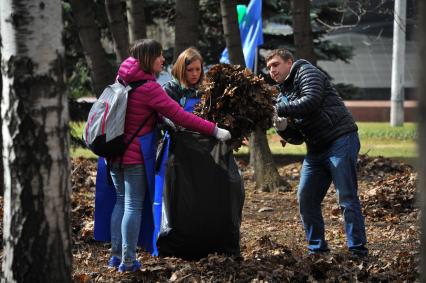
(1, 1, 72, 281)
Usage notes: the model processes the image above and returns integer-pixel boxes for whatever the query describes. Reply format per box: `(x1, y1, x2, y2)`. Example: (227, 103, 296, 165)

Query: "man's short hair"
(266, 49, 294, 63)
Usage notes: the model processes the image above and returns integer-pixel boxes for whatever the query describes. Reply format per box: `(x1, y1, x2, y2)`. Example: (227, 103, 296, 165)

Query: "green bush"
(66, 60, 92, 99)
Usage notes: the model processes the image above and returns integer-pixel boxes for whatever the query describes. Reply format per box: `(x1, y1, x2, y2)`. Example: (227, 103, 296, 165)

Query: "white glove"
(214, 127, 232, 142)
(273, 116, 288, 131)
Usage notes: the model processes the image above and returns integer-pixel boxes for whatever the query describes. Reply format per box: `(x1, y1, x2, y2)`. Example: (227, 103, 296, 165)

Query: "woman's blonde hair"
(129, 39, 163, 73)
(172, 47, 204, 88)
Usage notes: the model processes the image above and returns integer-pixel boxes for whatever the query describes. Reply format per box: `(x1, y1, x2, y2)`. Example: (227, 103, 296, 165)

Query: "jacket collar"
(280, 59, 311, 89)
(171, 77, 198, 92)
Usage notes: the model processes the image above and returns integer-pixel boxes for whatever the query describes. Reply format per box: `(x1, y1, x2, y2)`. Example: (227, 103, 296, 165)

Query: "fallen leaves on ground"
(0, 154, 420, 282)
(66, 154, 420, 282)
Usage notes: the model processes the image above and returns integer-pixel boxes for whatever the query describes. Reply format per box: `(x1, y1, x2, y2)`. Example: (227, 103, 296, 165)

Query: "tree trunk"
(220, 0, 245, 66)
(291, 0, 316, 65)
(174, 0, 200, 61)
(105, 0, 130, 62)
(418, 1, 426, 282)
(126, 0, 147, 44)
(0, 42, 3, 196)
(1, 1, 72, 282)
(69, 0, 115, 97)
(220, 0, 286, 192)
(249, 128, 290, 192)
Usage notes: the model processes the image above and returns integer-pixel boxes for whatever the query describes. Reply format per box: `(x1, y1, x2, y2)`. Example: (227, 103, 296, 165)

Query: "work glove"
(272, 106, 288, 131)
(275, 94, 289, 117)
(214, 127, 232, 142)
(273, 116, 288, 131)
(276, 94, 289, 105)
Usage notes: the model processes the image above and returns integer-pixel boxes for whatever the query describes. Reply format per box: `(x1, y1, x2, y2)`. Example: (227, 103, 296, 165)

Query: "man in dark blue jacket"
(266, 49, 368, 256)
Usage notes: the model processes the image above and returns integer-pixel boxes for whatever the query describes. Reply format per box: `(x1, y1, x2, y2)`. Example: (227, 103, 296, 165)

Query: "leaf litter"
(0, 154, 420, 282)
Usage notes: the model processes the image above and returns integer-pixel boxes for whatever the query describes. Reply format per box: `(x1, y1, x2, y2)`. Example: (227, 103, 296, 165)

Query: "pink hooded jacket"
(117, 57, 216, 164)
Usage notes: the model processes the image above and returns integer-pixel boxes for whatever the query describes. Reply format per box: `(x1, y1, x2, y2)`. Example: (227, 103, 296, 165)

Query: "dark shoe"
(308, 248, 330, 255)
(349, 246, 368, 257)
(107, 256, 121, 269)
(118, 260, 141, 272)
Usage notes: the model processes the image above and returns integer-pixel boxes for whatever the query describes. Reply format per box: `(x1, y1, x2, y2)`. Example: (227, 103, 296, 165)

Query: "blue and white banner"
(220, 0, 264, 71)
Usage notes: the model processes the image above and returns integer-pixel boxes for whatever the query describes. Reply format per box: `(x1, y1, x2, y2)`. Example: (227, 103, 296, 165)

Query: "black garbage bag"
(157, 131, 244, 260)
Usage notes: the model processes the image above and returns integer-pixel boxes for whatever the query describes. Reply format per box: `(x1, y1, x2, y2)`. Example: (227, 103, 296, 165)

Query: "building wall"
(318, 31, 418, 100)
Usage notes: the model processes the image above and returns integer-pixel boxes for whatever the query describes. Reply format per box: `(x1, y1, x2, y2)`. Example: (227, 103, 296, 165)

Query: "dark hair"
(129, 39, 163, 73)
(266, 49, 294, 63)
(172, 47, 204, 87)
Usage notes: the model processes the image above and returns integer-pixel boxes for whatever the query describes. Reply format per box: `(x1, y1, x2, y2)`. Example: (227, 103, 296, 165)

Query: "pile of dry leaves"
(194, 64, 277, 149)
(66, 154, 420, 282)
(357, 155, 417, 218)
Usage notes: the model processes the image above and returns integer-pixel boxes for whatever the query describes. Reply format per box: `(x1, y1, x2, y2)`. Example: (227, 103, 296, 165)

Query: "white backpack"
(83, 80, 147, 158)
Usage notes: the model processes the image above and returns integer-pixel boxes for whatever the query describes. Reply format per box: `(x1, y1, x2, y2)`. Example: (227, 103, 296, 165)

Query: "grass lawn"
(71, 122, 418, 165)
(70, 122, 97, 159)
(233, 122, 417, 166)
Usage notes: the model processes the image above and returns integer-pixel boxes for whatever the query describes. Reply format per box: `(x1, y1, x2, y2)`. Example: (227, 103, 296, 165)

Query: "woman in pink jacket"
(108, 39, 231, 272)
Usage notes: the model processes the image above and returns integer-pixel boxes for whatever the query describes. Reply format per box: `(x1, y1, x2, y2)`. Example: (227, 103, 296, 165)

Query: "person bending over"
(266, 48, 368, 257)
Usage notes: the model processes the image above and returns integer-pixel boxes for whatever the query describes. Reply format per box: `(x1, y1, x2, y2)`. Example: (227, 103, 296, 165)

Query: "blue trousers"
(297, 132, 367, 252)
(110, 164, 147, 264)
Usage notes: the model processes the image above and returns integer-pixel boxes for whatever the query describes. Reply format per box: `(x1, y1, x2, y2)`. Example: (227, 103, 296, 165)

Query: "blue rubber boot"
(118, 260, 141, 272)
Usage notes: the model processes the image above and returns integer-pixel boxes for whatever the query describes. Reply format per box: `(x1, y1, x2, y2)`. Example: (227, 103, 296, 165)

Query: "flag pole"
(254, 47, 259, 75)
(390, 0, 406, 126)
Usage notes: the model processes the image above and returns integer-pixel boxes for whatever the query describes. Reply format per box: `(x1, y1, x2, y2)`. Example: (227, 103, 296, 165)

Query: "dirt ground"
(66, 154, 420, 283)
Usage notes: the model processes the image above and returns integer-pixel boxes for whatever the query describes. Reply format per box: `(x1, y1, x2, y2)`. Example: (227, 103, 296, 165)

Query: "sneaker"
(107, 256, 121, 268)
(349, 246, 368, 257)
(118, 260, 141, 272)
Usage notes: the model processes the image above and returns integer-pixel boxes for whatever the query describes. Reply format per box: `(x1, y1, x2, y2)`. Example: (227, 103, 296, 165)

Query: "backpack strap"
(128, 79, 148, 89)
(124, 79, 150, 149)
(124, 112, 154, 152)
(117, 79, 154, 164)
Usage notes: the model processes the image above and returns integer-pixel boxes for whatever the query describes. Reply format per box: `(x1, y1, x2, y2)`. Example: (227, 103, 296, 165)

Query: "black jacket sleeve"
(277, 65, 325, 118)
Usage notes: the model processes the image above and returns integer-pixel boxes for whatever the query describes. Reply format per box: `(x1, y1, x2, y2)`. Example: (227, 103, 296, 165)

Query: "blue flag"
(220, 0, 264, 71)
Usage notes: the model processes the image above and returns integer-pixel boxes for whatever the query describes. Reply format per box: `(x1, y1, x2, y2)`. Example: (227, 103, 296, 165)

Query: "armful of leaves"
(193, 64, 278, 150)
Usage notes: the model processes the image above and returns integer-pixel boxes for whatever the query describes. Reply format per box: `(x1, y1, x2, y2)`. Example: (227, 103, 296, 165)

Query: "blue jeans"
(297, 132, 367, 252)
(110, 164, 147, 264)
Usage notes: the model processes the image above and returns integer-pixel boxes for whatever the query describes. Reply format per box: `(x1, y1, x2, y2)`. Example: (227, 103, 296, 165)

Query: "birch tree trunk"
(69, 0, 115, 97)
(0, 39, 3, 196)
(126, 0, 147, 44)
(105, 0, 130, 62)
(291, 0, 316, 65)
(417, 1, 426, 282)
(220, 0, 288, 192)
(174, 0, 200, 61)
(0, 1, 72, 282)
